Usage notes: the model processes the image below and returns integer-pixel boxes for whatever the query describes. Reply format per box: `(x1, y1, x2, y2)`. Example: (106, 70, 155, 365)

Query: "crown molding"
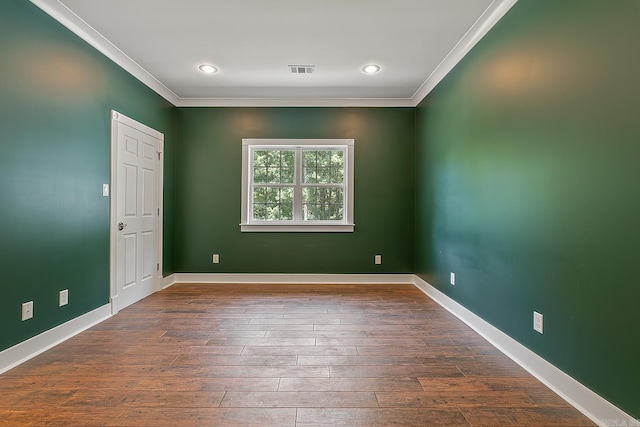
(30, 0, 516, 108)
(411, 0, 518, 106)
(29, 0, 181, 105)
(173, 97, 415, 108)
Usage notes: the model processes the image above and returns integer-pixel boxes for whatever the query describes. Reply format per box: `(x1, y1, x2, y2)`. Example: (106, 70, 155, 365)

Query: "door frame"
(109, 110, 164, 315)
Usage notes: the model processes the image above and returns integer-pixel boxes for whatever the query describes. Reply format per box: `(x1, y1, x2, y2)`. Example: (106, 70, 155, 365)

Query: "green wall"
(416, 0, 640, 418)
(0, 0, 176, 352)
(174, 107, 415, 273)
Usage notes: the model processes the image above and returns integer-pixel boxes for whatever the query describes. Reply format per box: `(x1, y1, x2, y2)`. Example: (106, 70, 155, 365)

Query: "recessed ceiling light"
(198, 64, 218, 74)
(362, 64, 381, 74)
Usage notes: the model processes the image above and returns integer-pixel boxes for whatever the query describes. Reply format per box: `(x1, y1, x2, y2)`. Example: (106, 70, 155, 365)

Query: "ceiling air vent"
(289, 65, 315, 74)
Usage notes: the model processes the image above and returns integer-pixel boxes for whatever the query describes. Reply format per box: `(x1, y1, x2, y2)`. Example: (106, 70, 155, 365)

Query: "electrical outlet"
(59, 289, 69, 306)
(22, 301, 34, 321)
(374, 254, 382, 265)
(450, 272, 455, 285)
(533, 311, 544, 334)
(212, 254, 220, 264)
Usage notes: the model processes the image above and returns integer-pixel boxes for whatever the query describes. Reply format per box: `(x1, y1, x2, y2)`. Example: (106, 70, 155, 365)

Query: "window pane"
(253, 204, 267, 220)
(253, 150, 294, 184)
(303, 151, 317, 184)
(253, 151, 268, 167)
(331, 151, 344, 182)
(302, 187, 344, 221)
(252, 186, 293, 221)
(253, 187, 266, 204)
(303, 149, 344, 184)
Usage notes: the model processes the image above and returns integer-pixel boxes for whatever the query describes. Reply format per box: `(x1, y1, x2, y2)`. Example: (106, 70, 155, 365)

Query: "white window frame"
(241, 138, 355, 232)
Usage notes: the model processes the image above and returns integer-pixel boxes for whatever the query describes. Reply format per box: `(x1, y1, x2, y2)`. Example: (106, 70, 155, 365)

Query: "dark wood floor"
(0, 283, 595, 426)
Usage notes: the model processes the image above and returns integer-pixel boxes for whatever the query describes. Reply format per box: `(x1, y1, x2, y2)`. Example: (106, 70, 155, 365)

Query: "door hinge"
(157, 207, 160, 215)
(157, 263, 160, 271)
(157, 152, 161, 160)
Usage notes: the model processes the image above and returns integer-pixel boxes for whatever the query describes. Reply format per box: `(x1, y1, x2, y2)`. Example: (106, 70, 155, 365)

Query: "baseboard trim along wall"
(165, 273, 415, 287)
(412, 276, 635, 427)
(1, 274, 634, 426)
(0, 304, 111, 375)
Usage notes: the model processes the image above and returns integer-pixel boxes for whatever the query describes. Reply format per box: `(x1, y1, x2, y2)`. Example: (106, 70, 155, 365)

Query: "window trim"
(241, 138, 354, 232)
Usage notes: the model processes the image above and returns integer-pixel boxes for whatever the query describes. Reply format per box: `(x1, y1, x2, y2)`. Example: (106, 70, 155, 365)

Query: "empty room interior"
(1, 0, 638, 426)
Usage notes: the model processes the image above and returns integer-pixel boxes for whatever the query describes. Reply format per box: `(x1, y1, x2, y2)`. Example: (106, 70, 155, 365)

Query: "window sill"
(240, 223, 355, 233)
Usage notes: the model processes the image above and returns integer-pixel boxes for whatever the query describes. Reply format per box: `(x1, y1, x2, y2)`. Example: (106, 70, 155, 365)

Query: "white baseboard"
(160, 274, 175, 290)
(412, 276, 636, 427)
(166, 273, 415, 286)
(0, 304, 111, 375)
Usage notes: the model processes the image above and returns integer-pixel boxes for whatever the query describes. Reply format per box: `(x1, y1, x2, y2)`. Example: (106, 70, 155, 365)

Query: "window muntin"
(241, 139, 354, 232)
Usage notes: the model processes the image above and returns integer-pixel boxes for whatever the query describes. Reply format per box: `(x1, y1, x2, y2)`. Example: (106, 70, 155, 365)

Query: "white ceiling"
(31, 0, 516, 107)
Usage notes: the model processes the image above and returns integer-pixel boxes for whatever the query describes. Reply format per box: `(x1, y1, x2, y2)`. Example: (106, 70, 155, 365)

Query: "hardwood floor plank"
(62, 389, 225, 408)
(375, 390, 537, 408)
(357, 344, 477, 357)
(316, 337, 428, 347)
(418, 376, 552, 392)
(2, 407, 128, 427)
(242, 345, 358, 356)
(460, 406, 596, 426)
(278, 377, 425, 392)
(295, 408, 472, 426)
(215, 324, 314, 331)
(419, 355, 531, 377)
(220, 391, 378, 408)
(264, 330, 368, 338)
(121, 407, 296, 427)
(198, 365, 330, 378)
(248, 318, 341, 325)
(0, 388, 77, 408)
(297, 355, 421, 366)
(207, 337, 316, 346)
(134, 377, 280, 392)
(129, 344, 245, 355)
(329, 364, 464, 378)
(171, 354, 298, 366)
(0, 375, 142, 390)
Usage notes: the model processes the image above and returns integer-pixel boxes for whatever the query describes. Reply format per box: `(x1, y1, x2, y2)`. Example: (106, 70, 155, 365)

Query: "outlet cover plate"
(212, 254, 220, 264)
(59, 289, 69, 306)
(450, 272, 455, 285)
(533, 311, 544, 334)
(22, 301, 34, 321)
(374, 254, 382, 265)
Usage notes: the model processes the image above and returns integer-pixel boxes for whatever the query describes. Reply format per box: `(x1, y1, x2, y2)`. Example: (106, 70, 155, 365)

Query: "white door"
(110, 111, 163, 313)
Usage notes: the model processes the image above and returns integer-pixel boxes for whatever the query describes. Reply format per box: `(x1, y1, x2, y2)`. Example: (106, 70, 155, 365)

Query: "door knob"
(118, 222, 126, 231)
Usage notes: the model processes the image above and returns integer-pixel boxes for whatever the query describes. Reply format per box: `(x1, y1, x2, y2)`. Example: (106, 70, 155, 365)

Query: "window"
(241, 139, 354, 232)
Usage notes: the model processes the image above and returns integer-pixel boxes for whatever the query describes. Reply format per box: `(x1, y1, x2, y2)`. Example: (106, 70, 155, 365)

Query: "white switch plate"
(533, 311, 544, 334)
(450, 272, 455, 285)
(59, 289, 69, 306)
(212, 254, 220, 264)
(102, 184, 109, 197)
(22, 301, 34, 321)
(374, 254, 382, 265)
